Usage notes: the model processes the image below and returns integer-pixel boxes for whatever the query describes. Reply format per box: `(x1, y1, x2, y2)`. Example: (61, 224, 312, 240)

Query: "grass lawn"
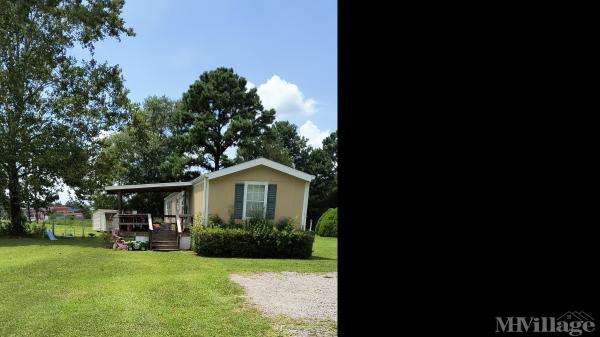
(0, 235, 337, 337)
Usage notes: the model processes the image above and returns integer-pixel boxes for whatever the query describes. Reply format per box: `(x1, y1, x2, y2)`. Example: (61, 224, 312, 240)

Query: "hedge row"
(191, 227, 315, 259)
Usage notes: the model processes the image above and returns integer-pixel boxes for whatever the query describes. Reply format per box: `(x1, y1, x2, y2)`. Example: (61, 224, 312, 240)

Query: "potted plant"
(125, 240, 148, 251)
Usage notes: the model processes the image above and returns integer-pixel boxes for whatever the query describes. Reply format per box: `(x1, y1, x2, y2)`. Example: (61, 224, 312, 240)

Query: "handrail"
(176, 215, 182, 249)
(147, 214, 153, 248)
(176, 215, 182, 234)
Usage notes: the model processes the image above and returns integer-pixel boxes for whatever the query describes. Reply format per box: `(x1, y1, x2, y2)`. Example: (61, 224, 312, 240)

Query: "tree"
(302, 148, 336, 223)
(94, 96, 184, 215)
(322, 131, 337, 168)
(21, 170, 59, 222)
(65, 199, 91, 219)
(0, 0, 134, 234)
(236, 121, 309, 167)
(296, 132, 338, 223)
(89, 192, 118, 211)
(175, 67, 275, 172)
(0, 166, 7, 219)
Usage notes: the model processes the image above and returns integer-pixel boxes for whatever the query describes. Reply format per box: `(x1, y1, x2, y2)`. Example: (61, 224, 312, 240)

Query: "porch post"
(118, 190, 122, 214)
(184, 189, 189, 215)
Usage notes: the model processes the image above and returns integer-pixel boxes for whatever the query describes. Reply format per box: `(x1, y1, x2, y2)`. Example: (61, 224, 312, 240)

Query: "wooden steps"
(151, 231, 179, 251)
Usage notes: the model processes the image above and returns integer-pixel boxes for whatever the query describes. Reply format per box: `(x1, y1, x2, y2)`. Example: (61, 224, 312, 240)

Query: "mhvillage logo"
(496, 311, 596, 336)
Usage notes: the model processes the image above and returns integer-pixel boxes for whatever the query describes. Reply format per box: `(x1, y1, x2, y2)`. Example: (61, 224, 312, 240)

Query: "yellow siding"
(207, 165, 306, 228)
(187, 186, 194, 215)
(191, 181, 204, 218)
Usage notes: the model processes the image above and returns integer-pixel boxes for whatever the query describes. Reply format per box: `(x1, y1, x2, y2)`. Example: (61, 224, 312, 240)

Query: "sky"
(58, 0, 337, 203)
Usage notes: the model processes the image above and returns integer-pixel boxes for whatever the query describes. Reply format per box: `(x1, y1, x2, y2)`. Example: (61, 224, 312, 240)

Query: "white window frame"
(242, 181, 269, 220)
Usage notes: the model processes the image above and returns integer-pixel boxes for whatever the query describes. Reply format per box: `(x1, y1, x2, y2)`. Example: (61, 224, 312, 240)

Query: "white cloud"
(257, 75, 316, 119)
(95, 129, 115, 141)
(299, 120, 330, 148)
(57, 185, 74, 204)
(246, 81, 256, 91)
(224, 146, 237, 159)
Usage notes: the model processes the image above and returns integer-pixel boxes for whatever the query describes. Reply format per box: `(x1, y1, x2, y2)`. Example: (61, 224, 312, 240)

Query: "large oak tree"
(94, 96, 185, 215)
(0, 0, 133, 234)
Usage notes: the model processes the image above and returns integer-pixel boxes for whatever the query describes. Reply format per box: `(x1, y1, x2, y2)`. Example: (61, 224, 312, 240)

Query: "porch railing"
(115, 213, 151, 235)
(147, 214, 153, 248)
(163, 214, 193, 233)
(176, 215, 182, 247)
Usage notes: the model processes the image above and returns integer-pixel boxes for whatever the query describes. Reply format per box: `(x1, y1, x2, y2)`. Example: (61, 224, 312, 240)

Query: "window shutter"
(266, 184, 277, 220)
(234, 184, 244, 219)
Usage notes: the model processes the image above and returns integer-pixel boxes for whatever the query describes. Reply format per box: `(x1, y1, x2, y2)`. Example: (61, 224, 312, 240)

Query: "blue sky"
(86, 0, 336, 142)
(60, 0, 337, 202)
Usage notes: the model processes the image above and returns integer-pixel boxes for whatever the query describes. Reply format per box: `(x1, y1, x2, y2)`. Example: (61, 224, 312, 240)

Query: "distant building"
(46, 206, 85, 219)
(21, 208, 48, 222)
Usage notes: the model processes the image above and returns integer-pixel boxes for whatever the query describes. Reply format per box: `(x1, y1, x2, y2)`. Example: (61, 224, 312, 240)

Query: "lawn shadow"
(309, 256, 336, 261)
(0, 236, 109, 249)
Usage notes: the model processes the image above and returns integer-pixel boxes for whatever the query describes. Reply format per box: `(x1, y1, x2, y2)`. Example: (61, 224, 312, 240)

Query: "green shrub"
(316, 208, 337, 237)
(204, 212, 245, 229)
(193, 212, 204, 227)
(242, 216, 273, 231)
(126, 240, 148, 251)
(208, 214, 225, 227)
(26, 222, 46, 237)
(191, 226, 315, 258)
(227, 206, 237, 226)
(274, 217, 295, 232)
(0, 220, 10, 235)
(99, 231, 114, 248)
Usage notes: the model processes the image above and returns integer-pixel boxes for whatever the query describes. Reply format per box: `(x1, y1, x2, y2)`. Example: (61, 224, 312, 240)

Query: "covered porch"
(105, 182, 195, 251)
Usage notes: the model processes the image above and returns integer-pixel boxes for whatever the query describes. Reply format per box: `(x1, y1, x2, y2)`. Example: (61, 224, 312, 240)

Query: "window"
(243, 182, 268, 219)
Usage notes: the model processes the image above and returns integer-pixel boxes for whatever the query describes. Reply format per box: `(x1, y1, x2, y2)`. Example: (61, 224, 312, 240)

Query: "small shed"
(92, 209, 118, 231)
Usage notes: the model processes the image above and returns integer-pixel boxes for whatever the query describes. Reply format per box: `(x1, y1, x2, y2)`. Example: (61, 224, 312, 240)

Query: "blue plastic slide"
(46, 229, 58, 241)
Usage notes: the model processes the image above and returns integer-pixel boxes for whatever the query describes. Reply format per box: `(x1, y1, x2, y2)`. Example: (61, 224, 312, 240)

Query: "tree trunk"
(214, 153, 220, 171)
(8, 161, 24, 235)
(26, 202, 31, 223)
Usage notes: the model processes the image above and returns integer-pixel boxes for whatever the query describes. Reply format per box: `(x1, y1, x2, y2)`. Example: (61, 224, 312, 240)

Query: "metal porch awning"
(105, 182, 193, 215)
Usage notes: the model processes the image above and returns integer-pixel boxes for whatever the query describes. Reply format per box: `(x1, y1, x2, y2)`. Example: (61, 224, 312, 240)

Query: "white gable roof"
(203, 157, 315, 182)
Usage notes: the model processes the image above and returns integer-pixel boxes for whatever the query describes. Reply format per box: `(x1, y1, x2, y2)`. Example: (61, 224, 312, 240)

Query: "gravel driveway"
(229, 272, 337, 321)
